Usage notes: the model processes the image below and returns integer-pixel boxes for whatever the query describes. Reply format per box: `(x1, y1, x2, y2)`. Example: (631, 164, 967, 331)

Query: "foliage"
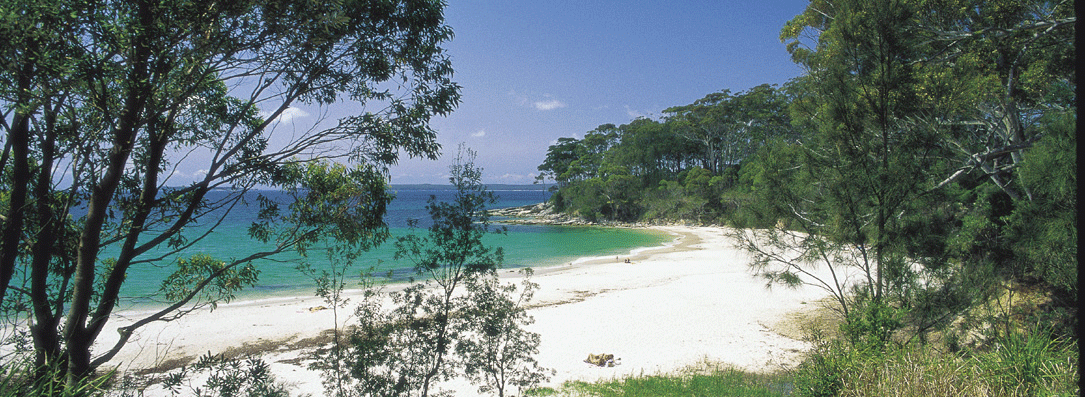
(0, 360, 112, 397)
(792, 340, 856, 397)
(0, 0, 457, 385)
(839, 301, 902, 353)
(639, 167, 738, 224)
(530, 2, 1076, 395)
(159, 255, 259, 310)
(458, 270, 552, 397)
(772, 0, 941, 305)
(793, 328, 1078, 397)
(739, 0, 1076, 352)
(663, 84, 793, 175)
(158, 353, 289, 397)
(538, 84, 792, 224)
(283, 162, 394, 397)
(1003, 112, 1077, 302)
(341, 147, 549, 397)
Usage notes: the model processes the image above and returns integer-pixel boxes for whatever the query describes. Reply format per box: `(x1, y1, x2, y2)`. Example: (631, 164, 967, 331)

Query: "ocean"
(113, 186, 670, 309)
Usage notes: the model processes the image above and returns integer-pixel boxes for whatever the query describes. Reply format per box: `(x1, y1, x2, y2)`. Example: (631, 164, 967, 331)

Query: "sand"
(97, 226, 833, 396)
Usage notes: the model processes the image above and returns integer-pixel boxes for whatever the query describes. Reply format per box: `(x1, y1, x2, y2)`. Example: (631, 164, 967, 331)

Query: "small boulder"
(584, 353, 617, 367)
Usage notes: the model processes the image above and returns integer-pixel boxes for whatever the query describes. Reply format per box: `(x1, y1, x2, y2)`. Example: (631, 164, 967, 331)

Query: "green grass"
(973, 329, 1079, 396)
(0, 360, 114, 397)
(790, 328, 1079, 397)
(526, 361, 791, 397)
(524, 326, 1079, 397)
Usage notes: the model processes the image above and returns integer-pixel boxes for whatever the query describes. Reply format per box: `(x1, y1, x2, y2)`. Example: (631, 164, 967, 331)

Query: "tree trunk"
(0, 57, 35, 307)
(87, 123, 170, 345)
(64, 0, 154, 383)
(30, 100, 63, 371)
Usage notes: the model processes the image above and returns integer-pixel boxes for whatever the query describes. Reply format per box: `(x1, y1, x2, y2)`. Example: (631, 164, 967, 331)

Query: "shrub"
(840, 301, 902, 353)
(793, 328, 1079, 397)
(159, 353, 289, 397)
(975, 328, 1079, 396)
(792, 340, 858, 397)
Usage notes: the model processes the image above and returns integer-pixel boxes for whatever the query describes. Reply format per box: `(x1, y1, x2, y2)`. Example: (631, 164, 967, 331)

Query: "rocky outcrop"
(584, 353, 619, 367)
(488, 202, 593, 225)
(489, 202, 719, 228)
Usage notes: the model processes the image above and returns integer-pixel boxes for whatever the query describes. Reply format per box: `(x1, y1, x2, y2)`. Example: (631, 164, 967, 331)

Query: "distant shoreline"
(489, 201, 719, 228)
(391, 183, 552, 191)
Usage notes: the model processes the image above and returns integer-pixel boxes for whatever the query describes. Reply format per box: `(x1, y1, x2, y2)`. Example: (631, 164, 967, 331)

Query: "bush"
(840, 301, 902, 352)
(975, 328, 1079, 396)
(158, 353, 289, 397)
(792, 328, 1079, 397)
(792, 340, 857, 397)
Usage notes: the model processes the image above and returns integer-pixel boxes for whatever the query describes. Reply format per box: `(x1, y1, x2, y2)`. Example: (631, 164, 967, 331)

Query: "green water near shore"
(112, 188, 671, 311)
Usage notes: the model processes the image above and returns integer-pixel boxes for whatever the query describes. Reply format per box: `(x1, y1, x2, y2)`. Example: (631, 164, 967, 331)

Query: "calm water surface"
(112, 187, 670, 309)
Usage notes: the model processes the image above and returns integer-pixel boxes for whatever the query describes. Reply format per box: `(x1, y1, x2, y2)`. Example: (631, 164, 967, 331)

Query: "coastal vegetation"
(527, 360, 792, 397)
(329, 148, 551, 397)
(0, 0, 459, 391)
(0, 0, 1075, 396)
(538, 0, 1076, 395)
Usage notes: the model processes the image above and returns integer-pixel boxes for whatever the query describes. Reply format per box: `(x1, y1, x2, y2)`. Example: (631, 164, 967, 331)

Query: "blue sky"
(375, 1, 812, 184)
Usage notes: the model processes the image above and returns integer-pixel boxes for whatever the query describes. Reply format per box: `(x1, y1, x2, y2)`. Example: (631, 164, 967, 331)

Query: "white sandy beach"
(98, 226, 832, 396)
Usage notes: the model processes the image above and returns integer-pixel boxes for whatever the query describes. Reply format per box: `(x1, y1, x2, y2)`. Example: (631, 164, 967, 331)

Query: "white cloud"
(471, 129, 486, 138)
(261, 106, 309, 124)
(494, 173, 536, 184)
(625, 105, 647, 119)
(533, 99, 566, 111)
(509, 90, 567, 111)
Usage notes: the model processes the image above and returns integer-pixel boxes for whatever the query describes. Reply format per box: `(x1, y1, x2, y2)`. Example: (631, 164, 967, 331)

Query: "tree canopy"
(541, 0, 1075, 339)
(0, 0, 459, 385)
(536, 84, 794, 223)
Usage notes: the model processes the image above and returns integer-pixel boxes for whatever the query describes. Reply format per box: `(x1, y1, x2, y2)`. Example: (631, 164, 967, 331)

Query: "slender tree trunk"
(30, 100, 64, 371)
(65, 0, 154, 382)
(86, 122, 169, 345)
(0, 57, 35, 307)
(421, 286, 456, 397)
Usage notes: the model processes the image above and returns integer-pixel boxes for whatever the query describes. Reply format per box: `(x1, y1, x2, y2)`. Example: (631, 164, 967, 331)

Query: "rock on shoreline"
(487, 202, 587, 225)
(488, 202, 717, 228)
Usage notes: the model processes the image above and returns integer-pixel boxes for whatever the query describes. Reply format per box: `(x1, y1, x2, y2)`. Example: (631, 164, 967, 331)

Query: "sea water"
(112, 186, 669, 310)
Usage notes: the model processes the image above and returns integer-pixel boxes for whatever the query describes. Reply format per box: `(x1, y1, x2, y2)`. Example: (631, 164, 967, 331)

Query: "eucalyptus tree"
(664, 84, 792, 175)
(605, 118, 697, 185)
(565, 124, 620, 183)
(0, 0, 458, 385)
(536, 137, 582, 188)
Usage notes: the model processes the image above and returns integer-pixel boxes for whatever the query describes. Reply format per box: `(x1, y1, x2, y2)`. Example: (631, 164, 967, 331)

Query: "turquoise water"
(112, 187, 670, 310)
